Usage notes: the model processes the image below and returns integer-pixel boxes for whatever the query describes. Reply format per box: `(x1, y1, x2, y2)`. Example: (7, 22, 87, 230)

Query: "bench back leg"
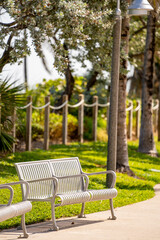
(51, 200, 59, 231)
(78, 203, 85, 218)
(109, 199, 116, 220)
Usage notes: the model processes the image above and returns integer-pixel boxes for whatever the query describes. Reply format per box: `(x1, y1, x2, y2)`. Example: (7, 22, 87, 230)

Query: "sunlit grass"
(0, 140, 160, 229)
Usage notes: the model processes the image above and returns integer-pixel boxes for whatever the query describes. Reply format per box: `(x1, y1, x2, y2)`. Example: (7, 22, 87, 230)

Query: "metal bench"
(0, 181, 32, 238)
(15, 157, 117, 231)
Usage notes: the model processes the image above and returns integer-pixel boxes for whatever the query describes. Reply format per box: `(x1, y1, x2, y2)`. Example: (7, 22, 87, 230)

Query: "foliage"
(0, 131, 14, 152)
(28, 76, 109, 106)
(0, 0, 130, 78)
(0, 78, 25, 152)
(83, 116, 93, 140)
(49, 113, 78, 140)
(0, 1, 110, 71)
(0, 140, 160, 229)
(16, 110, 78, 142)
(97, 127, 107, 142)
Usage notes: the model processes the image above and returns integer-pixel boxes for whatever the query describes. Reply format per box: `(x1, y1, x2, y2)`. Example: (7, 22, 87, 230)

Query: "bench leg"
(78, 203, 86, 218)
(109, 199, 116, 220)
(18, 214, 29, 238)
(51, 201, 59, 231)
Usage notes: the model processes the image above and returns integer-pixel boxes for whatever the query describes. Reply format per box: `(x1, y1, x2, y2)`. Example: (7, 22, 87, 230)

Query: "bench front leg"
(109, 199, 116, 220)
(51, 199, 59, 231)
(21, 214, 29, 238)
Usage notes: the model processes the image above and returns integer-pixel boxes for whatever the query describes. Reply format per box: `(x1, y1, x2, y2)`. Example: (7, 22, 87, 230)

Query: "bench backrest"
(15, 160, 54, 200)
(50, 157, 83, 194)
(15, 157, 84, 199)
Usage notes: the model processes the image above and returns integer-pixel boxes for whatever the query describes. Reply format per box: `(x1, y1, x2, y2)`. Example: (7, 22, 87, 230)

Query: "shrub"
(84, 116, 93, 140)
(49, 113, 78, 141)
(97, 128, 107, 142)
(32, 123, 44, 140)
(49, 113, 63, 140)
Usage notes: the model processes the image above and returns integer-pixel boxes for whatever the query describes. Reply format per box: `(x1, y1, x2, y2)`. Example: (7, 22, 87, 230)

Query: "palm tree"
(139, 2, 159, 155)
(0, 78, 24, 152)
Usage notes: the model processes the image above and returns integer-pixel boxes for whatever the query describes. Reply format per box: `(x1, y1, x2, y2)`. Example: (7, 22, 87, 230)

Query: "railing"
(6, 95, 160, 152)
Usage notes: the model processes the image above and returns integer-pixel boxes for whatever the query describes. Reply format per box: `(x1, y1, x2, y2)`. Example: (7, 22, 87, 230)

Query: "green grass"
(0, 140, 160, 230)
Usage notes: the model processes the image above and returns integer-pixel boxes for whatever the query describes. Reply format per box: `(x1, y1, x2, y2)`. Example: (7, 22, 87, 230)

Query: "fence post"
(78, 94, 84, 143)
(127, 101, 133, 140)
(135, 100, 140, 139)
(26, 96, 32, 151)
(93, 96, 98, 141)
(63, 95, 68, 145)
(12, 108, 16, 153)
(44, 95, 50, 150)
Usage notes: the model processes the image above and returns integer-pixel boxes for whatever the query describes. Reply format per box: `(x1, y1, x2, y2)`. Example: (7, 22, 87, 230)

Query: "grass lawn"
(0, 140, 160, 230)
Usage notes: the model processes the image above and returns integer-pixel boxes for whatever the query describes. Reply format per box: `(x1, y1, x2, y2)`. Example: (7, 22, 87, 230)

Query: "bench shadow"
(0, 217, 106, 239)
(28, 217, 105, 233)
(0, 218, 108, 240)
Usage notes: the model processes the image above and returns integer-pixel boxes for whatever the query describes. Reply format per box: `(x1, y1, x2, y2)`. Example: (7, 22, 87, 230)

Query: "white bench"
(0, 181, 32, 238)
(15, 157, 117, 231)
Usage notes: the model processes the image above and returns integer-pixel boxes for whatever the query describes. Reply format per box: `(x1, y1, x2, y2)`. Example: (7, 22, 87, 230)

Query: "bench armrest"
(0, 185, 14, 206)
(0, 181, 30, 203)
(56, 174, 89, 191)
(85, 170, 116, 188)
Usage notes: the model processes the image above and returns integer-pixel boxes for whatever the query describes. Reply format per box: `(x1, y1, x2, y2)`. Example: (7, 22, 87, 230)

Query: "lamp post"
(106, 0, 121, 187)
(107, 0, 153, 187)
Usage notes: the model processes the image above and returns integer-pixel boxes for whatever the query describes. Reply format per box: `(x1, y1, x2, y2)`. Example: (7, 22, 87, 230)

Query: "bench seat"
(0, 201, 32, 222)
(0, 181, 32, 238)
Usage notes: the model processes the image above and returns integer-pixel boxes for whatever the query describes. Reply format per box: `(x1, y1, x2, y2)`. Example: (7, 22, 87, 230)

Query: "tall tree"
(116, 0, 135, 175)
(138, 6, 159, 155)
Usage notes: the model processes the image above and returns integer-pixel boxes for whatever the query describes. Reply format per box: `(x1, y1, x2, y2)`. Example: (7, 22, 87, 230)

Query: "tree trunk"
(24, 29, 28, 91)
(64, 63, 75, 101)
(116, 13, 134, 175)
(0, 35, 13, 73)
(86, 71, 98, 91)
(54, 63, 75, 108)
(138, 11, 157, 156)
(54, 44, 75, 107)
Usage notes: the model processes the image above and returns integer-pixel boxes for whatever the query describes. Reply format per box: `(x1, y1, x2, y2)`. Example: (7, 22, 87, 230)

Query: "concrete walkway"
(1, 184, 160, 240)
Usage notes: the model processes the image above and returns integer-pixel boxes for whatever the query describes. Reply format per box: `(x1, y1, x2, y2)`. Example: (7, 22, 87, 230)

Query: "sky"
(1, 45, 133, 91)
(1, 43, 91, 89)
(1, 50, 60, 88)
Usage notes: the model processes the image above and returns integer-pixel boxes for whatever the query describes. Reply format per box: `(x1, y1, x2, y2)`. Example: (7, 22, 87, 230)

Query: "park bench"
(15, 157, 117, 231)
(0, 181, 32, 238)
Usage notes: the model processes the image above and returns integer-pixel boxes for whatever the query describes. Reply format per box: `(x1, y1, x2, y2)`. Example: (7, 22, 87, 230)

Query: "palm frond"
(0, 131, 14, 152)
(0, 76, 25, 152)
